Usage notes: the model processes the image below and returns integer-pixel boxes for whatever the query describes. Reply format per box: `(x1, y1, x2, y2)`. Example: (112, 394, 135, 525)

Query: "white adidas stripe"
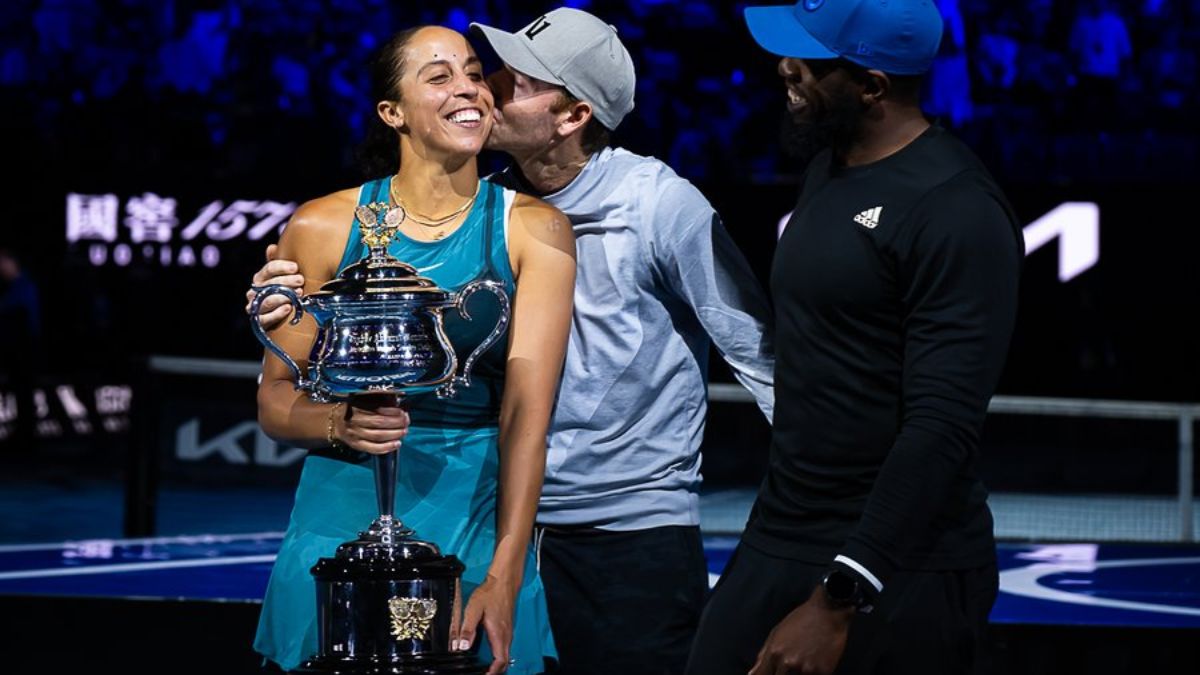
(854, 206, 883, 229)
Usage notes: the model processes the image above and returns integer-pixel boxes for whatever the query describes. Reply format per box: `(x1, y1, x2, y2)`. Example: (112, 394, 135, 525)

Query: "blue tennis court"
(3, 533, 1197, 630)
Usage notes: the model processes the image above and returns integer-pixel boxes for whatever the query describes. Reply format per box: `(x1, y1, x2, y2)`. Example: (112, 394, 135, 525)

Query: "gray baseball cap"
(470, 8, 636, 130)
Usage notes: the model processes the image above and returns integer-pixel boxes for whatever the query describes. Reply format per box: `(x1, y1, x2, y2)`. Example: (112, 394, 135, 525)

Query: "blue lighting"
(446, 8, 469, 33)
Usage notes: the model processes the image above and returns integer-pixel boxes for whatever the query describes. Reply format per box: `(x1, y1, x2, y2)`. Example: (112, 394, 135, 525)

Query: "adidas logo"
(854, 206, 883, 229)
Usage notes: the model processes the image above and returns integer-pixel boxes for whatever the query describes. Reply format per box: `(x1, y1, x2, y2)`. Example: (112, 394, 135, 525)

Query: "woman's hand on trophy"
(334, 396, 411, 455)
(454, 573, 517, 674)
(245, 244, 306, 330)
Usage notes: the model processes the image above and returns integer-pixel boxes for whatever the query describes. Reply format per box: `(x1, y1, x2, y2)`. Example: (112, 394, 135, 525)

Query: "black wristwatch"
(821, 568, 874, 613)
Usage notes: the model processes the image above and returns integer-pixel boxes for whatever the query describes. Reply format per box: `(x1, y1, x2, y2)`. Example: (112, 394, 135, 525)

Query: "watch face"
(823, 569, 876, 614)
(823, 569, 859, 604)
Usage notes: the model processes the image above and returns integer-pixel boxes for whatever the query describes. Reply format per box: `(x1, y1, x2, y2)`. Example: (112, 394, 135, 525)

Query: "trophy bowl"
(250, 248, 509, 402)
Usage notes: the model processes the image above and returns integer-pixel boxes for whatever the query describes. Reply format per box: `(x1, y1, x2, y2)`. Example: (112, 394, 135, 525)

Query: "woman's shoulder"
(509, 193, 570, 235)
(507, 193, 575, 262)
(285, 187, 359, 239)
(276, 187, 361, 281)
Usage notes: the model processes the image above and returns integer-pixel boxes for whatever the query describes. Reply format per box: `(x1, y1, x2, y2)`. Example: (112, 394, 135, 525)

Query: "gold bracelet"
(327, 402, 345, 449)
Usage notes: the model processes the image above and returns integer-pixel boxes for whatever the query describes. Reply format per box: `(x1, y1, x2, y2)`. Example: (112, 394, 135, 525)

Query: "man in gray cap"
(249, 8, 774, 674)
(687, 1, 1022, 674)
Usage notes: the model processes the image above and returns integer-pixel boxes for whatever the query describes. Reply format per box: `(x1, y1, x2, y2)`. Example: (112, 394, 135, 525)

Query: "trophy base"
(297, 653, 489, 674)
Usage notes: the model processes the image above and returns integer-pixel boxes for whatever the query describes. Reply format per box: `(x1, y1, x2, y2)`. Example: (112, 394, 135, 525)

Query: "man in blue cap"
(687, 2, 1023, 674)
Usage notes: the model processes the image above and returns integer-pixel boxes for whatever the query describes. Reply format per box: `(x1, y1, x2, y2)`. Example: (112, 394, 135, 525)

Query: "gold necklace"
(390, 180, 480, 234)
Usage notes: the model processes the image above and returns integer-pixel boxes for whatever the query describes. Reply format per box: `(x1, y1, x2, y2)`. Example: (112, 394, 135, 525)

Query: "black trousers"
(538, 524, 709, 675)
(686, 543, 998, 675)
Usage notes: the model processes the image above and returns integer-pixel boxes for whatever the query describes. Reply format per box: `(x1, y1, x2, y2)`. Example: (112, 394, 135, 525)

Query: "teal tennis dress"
(254, 178, 556, 673)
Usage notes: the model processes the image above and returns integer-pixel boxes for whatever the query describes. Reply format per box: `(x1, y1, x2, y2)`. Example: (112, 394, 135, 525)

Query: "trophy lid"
(305, 202, 450, 298)
(308, 255, 446, 298)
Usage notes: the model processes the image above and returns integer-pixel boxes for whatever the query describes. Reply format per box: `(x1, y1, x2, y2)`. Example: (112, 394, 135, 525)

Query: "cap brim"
(743, 6, 839, 59)
(468, 22, 566, 86)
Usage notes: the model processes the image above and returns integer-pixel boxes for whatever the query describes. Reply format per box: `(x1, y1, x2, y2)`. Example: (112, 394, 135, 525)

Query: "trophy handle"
(436, 280, 511, 399)
(248, 284, 314, 391)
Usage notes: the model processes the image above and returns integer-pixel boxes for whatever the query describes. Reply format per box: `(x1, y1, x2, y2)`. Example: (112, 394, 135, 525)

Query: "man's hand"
(245, 243, 306, 330)
(748, 586, 854, 675)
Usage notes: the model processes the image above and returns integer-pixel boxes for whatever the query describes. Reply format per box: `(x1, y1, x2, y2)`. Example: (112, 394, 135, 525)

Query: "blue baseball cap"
(744, 0, 944, 76)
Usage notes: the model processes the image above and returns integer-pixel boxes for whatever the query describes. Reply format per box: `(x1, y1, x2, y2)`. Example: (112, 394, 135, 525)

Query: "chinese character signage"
(65, 192, 296, 269)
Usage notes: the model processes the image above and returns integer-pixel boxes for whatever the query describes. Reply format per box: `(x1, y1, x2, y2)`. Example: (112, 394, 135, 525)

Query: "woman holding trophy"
(251, 26, 575, 674)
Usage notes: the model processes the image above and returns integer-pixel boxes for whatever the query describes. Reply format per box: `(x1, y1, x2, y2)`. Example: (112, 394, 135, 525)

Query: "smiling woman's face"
(391, 26, 494, 160)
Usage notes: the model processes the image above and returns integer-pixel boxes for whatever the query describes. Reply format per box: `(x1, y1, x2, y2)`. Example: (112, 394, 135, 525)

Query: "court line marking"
(0, 554, 278, 581)
(0, 532, 285, 553)
(1000, 556, 1200, 617)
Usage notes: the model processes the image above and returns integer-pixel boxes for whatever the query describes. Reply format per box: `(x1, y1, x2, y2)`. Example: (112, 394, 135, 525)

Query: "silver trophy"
(250, 200, 509, 674)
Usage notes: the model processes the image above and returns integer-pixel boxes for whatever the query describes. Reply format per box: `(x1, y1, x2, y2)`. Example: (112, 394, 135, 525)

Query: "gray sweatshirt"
(492, 147, 775, 530)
